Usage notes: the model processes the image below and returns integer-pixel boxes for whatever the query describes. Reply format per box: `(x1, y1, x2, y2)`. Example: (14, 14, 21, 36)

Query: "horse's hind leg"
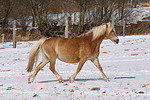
(49, 58, 63, 83)
(28, 59, 49, 83)
(91, 58, 109, 82)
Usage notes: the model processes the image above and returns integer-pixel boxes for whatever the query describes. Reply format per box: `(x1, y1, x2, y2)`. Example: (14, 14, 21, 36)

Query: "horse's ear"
(106, 22, 112, 28)
(106, 22, 113, 33)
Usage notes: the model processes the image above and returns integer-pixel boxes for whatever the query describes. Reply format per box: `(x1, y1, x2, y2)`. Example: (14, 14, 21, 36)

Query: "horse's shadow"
(114, 76, 136, 79)
(38, 76, 136, 83)
(38, 78, 103, 83)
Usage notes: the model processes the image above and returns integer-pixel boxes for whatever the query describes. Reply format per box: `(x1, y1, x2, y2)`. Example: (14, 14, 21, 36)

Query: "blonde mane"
(79, 22, 113, 40)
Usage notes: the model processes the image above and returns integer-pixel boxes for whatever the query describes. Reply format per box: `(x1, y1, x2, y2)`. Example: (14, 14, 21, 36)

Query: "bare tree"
(29, 0, 65, 37)
(1, 0, 150, 39)
(78, 0, 87, 34)
(0, 0, 14, 29)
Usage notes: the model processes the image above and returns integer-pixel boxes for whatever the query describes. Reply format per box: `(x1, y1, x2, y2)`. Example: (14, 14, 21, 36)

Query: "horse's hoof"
(58, 79, 64, 83)
(59, 81, 64, 83)
(69, 77, 74, 83)
(28, 81, 32, 84)
(28, 77, 34, 83)
(104, 78, 110, 82)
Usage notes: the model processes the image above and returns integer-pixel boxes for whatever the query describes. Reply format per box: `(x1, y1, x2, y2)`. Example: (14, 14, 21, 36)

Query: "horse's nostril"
(114, 39, 119, 44)
(117, 39, 119, 42)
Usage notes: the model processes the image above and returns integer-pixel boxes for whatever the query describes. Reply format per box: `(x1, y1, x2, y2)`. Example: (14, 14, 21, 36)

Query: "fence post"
(65, 18, 69, 38)
(2, 34, 4, 43)
(122, 18, 125, 36)
(13, 20, 17, 48)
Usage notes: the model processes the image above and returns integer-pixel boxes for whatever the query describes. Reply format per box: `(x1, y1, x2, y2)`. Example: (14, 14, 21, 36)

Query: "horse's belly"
(57, 55, 80, 63)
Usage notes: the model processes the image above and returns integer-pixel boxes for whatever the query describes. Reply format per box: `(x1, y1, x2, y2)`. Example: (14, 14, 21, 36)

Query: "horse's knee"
(49, 65, 54, 71)
(50, 62, 55, 70)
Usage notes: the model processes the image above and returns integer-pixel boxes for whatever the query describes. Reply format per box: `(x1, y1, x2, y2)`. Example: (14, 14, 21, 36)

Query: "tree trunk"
(121, 0, 125, 20)
(29, 0, 41, 26)
(13, 20, 17, 48)
(78, 0, 87, 34)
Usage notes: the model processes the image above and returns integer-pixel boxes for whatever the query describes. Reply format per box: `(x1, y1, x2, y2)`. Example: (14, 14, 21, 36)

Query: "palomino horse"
(27, 22, 119, 83)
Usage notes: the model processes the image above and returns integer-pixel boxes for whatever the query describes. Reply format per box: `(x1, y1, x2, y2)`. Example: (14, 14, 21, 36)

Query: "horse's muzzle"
(114, 38, 119, 44)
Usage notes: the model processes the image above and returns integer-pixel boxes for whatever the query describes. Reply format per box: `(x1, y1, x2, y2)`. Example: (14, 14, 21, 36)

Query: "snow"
(0, 35, 150, 100)
(113, 7, 150, 25)
(126, 7, 150, 23)
(6, 6, 150, 30)
(48, 7, 150, 26)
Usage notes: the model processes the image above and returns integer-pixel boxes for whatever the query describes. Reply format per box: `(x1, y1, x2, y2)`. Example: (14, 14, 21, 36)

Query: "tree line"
(0, 0, 149, 38)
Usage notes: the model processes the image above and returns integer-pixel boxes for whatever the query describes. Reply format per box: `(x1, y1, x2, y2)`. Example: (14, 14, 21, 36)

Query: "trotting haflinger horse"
(27, 22, 119, 83)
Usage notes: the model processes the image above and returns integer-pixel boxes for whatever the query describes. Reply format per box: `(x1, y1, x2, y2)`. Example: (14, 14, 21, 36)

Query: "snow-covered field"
(0, 35, 150, 100)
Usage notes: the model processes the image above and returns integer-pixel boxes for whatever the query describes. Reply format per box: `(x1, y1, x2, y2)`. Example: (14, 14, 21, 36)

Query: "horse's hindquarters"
(42, 38, 81, 63)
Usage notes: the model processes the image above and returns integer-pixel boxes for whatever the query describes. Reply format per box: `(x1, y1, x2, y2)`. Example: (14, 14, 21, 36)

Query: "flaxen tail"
(27, 37, 47, 72)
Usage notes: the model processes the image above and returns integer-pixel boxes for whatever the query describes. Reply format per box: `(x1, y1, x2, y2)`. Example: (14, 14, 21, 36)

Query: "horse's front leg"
(91, 58, 109, 82)
(69, 58, 87, 83)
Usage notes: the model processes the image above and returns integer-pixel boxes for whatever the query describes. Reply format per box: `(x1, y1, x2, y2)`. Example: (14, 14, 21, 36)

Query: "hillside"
(115, 6, 150, 35)
(116, 20, 150, 35)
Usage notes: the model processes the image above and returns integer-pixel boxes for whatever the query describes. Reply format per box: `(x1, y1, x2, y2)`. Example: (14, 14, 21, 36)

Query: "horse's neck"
(81, 32, 104, 45)
(91, 35, 105, 50)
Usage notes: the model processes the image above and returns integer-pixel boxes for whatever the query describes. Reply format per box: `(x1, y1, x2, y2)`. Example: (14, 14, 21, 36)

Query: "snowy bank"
(0, 35, 150, 100)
